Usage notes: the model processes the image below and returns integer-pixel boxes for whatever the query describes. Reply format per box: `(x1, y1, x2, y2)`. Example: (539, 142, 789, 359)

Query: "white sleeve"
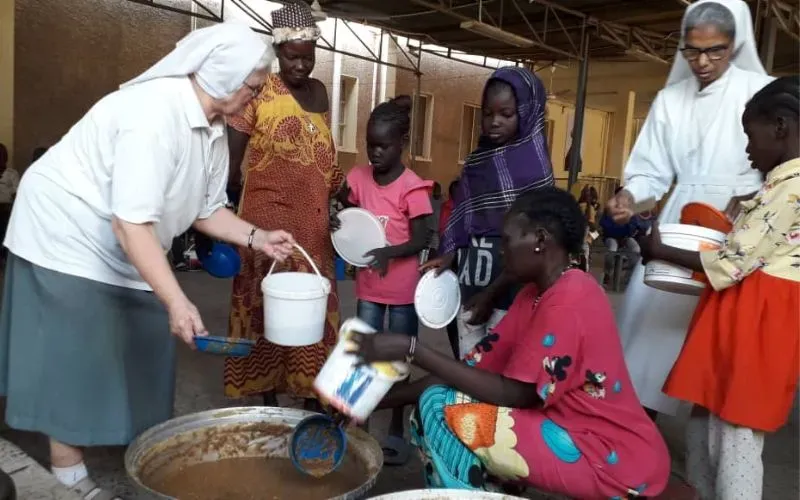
(111, 129, 174, 224)
(198, 138, 229, 219)
(623, 92, 676, 204)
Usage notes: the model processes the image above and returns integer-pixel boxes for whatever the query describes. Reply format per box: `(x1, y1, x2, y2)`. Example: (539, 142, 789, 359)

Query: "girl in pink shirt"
(337, 95, 433, 464)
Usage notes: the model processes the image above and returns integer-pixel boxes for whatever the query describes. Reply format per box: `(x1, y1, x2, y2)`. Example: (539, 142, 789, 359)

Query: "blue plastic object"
(199, 242, 242, 279)
(193, 335, 255, 357)
(289, 414, 347, 477)
(335, 256, 346, 281)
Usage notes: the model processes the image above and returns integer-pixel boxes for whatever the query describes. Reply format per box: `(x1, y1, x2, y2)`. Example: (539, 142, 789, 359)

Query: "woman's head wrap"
(271, 2, 321, 45)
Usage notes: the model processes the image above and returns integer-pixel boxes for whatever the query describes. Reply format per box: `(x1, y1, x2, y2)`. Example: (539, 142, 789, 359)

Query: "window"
(412, 93, 433, 159)
(338, 76, 359, 152)
(459, 104, 481, 162)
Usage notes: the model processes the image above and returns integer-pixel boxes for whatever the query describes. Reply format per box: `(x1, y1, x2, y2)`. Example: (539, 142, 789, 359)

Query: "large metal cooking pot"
(369, 491, 524, 500)
(125, 407, 382, 500)
(0, 469, 15, 500)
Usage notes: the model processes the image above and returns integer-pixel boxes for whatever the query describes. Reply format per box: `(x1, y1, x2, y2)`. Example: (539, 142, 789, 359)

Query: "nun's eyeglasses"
(680, 45, 729, 61)
(244, 82, 263, 98)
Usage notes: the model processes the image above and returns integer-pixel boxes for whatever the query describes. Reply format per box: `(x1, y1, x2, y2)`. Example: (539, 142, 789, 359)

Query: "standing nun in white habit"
(606, 0, 773, 418)
(0, 23, 295, 500)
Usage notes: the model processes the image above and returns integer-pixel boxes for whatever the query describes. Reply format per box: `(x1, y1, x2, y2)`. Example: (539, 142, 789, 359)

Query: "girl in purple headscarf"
(423, 67, 555, 358)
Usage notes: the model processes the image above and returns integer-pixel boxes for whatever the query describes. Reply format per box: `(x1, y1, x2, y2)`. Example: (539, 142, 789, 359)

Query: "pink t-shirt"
(347, 165, 433, 305)
(460, 270, 671, 498)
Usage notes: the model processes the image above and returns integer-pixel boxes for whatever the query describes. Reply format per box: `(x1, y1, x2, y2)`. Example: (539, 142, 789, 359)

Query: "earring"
(534, 247, 541, 253)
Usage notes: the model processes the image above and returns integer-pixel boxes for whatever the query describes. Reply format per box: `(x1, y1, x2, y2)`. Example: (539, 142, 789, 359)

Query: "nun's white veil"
(666, 0, 767, 86)
(120, 23, 272, 99)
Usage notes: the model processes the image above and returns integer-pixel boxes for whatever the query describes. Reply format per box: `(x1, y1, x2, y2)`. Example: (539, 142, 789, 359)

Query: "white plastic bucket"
(644, 223, 726, 296)
(261, 244, 331, 347)
(368, 490, 524, 499)
(314, 318, 409, 423)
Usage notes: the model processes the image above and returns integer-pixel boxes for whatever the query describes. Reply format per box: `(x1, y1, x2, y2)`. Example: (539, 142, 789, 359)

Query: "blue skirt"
(0, 254, 176, 446)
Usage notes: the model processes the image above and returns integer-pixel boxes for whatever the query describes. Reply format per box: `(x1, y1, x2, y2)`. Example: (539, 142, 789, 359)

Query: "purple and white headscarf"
(441, 66, 554, 254)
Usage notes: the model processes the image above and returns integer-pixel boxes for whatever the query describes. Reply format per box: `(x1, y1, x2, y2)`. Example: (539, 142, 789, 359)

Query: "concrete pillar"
(381, 36, 397, 101)
(759, 16, 777, 73)
(330, 50, 342, 148)
(605, 90, 637, 180)
(0, 0, 13, 166)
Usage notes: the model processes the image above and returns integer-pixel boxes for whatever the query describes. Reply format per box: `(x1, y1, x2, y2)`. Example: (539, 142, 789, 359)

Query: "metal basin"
(125, 406, 382, 500)
(369, 491, 524, 499)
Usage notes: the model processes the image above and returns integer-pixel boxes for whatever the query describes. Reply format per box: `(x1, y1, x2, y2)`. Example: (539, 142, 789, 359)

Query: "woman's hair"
(368, 95, 413, 137)
(744, 76, 800, 125)
(684, 2, 736, 39)
(509, 186, 587, 256)
(483, 78, 515, 106)
(448, 179, 459, 196)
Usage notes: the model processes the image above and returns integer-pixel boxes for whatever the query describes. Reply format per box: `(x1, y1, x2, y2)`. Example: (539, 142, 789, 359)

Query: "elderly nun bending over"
(0, 23, 294, 500)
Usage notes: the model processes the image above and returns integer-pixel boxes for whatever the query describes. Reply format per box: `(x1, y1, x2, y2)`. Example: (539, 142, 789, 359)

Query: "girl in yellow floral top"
(640, 76, 799, 500)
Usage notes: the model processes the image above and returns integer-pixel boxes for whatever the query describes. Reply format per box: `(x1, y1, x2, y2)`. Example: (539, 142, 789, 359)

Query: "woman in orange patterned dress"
(224, 3, 343, 411)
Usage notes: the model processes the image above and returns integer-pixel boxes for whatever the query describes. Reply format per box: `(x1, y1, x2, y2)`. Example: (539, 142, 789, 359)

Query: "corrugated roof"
(316, 0, 798, 71)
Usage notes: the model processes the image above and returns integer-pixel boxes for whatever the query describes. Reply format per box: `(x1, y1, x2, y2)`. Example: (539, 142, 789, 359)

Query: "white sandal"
(71, 477, 122, 500)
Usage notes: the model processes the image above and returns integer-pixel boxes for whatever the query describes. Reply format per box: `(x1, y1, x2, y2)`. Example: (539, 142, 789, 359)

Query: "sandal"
(381, 434, 411, 466)
(71, 477, 122, 500)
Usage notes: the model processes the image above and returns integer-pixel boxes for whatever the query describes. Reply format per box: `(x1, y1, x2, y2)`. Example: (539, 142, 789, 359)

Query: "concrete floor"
(1, 272, 798, 499)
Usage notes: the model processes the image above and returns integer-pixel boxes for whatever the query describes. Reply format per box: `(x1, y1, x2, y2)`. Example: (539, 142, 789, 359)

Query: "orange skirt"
(664, 271, 800, 432)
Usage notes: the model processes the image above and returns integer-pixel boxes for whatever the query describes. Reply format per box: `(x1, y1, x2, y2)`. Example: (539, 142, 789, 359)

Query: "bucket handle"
(267, 243, 326, 289)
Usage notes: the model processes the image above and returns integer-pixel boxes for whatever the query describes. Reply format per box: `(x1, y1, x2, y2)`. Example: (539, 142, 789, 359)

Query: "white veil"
(120, 23, 269, 99)
(666, 0, 767, 86)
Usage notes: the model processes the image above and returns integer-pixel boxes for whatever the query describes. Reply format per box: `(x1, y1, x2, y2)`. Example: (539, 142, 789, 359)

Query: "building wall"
(396, 58, 491, 187)
(14, 0, 190, 169)
(0, 0, 13, 167)
(10, 0, 669, 193)
(396, 56, 669, 190)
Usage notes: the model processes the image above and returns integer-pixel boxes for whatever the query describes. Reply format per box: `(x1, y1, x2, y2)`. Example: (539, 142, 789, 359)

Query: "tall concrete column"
(605, 90, 637, 179)
(330, 50, 343, 148)
(0, 0, 14, 166)
(759, 16, 777, 73)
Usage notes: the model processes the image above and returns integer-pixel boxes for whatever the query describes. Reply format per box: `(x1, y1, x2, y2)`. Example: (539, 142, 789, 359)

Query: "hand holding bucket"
(261, 244, 332, 347)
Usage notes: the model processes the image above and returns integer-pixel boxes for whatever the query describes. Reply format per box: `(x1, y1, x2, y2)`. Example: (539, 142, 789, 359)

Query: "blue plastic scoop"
(289, 414, 347, 477)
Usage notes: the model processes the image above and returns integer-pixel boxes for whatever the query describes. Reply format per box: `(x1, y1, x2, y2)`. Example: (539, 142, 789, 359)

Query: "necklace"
(302, 114, 318, 134)
(280, 75, 319, 134)
(533, 267, 570, 309)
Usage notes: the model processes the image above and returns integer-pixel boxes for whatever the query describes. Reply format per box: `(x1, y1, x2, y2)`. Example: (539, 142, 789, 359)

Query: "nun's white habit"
(617, 0, 774, 415)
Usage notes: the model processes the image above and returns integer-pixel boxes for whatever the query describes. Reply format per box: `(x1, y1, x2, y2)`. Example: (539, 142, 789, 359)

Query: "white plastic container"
(644, 223, 726, 296)
(261, 244, 331, 347)
(368, 490, 524, 499)
(314, 318, 409, 423)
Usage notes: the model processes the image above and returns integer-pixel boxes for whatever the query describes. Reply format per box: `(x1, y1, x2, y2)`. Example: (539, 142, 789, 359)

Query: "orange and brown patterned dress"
(224, 74, 343, 399)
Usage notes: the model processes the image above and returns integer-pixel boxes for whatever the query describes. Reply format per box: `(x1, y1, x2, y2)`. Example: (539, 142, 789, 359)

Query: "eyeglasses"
(243, 82, 263, 98)
(680, 45, 729, 62)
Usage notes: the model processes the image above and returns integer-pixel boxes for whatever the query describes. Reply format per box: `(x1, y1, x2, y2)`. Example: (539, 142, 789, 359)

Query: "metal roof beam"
(409, 0, 582, 59)
(126, 0, 223, 22)
(529, 0, 676, 64)
(767, 0, 800, 42)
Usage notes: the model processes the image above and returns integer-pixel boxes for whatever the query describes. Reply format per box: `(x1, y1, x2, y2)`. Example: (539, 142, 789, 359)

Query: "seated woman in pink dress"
(350, 186, 670, 499)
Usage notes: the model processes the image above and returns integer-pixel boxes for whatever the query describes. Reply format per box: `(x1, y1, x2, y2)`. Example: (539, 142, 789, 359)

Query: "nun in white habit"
(0, 23, 294, 499)
(606, 0, 773, 417)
